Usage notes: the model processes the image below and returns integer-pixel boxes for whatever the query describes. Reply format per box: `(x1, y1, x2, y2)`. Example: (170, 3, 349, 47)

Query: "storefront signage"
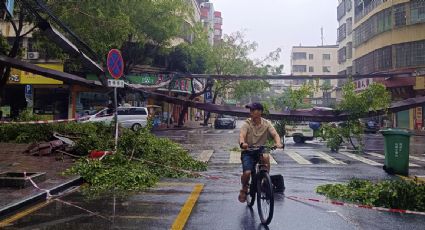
(414, 76, 425, 90)
(354, 78, 373, 92)
(7, 64, 64, 85)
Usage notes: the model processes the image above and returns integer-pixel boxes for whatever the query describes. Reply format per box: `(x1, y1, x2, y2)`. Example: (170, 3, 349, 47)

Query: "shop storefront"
(2, 63, 67, 120)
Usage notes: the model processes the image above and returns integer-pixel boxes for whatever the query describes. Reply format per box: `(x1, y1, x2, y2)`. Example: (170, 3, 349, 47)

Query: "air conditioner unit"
(27, 52, 39, 60)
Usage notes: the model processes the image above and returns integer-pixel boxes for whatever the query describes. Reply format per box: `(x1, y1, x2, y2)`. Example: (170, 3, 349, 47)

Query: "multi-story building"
(200, 2, 223, 45)
(291, 45, 339, 107)
(337, 0, 358, 101)
(213, 11, 223, 44)
(352, 0, 425, 130)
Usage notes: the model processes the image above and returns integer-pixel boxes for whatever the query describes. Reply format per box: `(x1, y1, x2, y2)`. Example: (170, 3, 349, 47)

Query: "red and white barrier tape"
(0, 118, 78, 124)
(23, 172, 112, 222)
(286, 195, 425, 216)
(24, 172, 53, 199)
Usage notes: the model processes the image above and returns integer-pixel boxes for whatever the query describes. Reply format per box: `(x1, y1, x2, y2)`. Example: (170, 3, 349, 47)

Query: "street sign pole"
(114, 87, 118, 150)
(107, 49, 125, 151)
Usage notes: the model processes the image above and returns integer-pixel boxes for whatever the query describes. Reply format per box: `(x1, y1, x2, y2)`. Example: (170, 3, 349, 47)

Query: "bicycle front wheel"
(256, 172, 274, 225)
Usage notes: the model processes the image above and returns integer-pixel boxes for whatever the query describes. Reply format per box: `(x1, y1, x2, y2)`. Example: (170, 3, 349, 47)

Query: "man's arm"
(268, 123, 284, 149)
(240, 124, 248, 149)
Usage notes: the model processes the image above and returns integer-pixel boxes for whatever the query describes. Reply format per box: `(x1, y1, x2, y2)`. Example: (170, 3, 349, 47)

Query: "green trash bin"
(380, 129, 412, 176)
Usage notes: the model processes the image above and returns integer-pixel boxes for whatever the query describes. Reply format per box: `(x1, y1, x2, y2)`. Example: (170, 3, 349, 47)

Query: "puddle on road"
(309, 157, 327, 164)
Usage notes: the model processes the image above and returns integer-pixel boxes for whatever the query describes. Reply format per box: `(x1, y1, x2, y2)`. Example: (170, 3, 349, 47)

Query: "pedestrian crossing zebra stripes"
(366, 152, 420, 167)
(192, 148, 425, 168)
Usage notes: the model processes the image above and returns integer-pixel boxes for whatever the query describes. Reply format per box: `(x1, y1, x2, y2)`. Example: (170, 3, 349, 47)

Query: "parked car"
(80, 106, 149, 131)
(364, 120, 380, 133)
(214, 114, 236, 129)
(285, 122, 314, 144)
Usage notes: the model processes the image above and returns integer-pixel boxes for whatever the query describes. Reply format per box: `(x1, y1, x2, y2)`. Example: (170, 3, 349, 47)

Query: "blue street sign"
(204, 91, 213, 103)
(25, 85, 32, 96)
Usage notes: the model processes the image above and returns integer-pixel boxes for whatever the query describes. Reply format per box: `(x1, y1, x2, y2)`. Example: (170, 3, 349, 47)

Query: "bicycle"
(243, 145, 278, 225)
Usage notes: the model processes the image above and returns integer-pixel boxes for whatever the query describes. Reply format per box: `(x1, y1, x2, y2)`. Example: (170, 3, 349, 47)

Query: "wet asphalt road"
(3, 120, 425, 229)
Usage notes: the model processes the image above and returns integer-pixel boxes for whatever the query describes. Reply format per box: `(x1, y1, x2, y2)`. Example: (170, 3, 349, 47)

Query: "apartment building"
(291, 45, 339, 107)
(352, 0, 425, 129)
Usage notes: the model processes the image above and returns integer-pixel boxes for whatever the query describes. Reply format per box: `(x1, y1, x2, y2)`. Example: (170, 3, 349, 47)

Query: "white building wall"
(290, 46, 339, 104)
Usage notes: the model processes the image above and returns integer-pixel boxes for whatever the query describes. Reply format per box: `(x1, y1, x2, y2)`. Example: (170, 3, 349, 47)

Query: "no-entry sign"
(107, 49, 124, 79)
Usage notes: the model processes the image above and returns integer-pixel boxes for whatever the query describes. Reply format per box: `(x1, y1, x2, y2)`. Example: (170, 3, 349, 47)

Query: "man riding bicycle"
(238, 102, 283, 203)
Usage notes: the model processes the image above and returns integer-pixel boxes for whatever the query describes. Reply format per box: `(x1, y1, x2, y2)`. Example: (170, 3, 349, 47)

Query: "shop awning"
(0, 55, 102, 87)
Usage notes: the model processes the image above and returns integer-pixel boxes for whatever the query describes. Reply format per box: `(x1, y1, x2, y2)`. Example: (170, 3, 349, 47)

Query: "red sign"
(107, 49, 124, 79)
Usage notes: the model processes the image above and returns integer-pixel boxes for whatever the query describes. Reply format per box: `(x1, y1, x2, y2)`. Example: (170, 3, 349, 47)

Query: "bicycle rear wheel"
(246, 176, 256, 207)
(256, 172, 274, 225)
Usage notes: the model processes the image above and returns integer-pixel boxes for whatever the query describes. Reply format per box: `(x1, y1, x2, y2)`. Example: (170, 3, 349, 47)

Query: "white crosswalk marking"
(188, 130, 196, 134)
(285, 150, 312, 165)
(228, 130, 234, 134)
(410, 155, 425, 162)
(367, 152, 420, 167)
(197, 150, 214, 163)
(314, 151, 346, 165)
(340, 151, 382, 166)
(202, 130, 208, 134)
(229, 151, 277, 164)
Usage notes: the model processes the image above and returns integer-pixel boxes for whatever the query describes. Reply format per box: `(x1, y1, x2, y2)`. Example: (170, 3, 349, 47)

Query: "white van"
(80, 106, 149, 131)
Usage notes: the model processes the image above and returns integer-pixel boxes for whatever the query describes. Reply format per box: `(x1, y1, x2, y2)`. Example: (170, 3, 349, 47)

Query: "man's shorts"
(241, 152, 260, 172)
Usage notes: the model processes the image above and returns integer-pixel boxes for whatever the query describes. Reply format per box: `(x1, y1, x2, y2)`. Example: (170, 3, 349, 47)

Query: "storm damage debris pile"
(66, 128, 207, 196)
(316, 179, 425, 211)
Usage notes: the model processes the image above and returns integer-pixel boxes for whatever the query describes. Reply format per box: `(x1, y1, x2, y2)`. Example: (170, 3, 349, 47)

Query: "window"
(395, 40, 425, 68)
(337, 0, 346, 20)
(130, 108, 148, 115)
(394, 4, 406, 27)
(338, 47, 347, 64)
(322, 66, 331, 73)
(323, 54, 331, 60)
(354, 45, 392, 74)
(309, 66, 314, 72)
(292, 65, 307, 72)
(346, 0, 352, 12)
(309, 54, 314, 60)
(354, 8, 391, 47)
(337, 23, 346, 42)
(411, 0, 425, 24)
(292, 52, 307, 60)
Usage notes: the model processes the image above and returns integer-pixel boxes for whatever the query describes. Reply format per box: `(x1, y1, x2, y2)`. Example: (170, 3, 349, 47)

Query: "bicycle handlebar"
(244, 145, 282, 152)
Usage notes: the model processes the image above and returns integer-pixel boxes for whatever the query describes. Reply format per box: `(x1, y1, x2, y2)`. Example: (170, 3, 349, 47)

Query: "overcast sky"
(212, 0, 338, 74)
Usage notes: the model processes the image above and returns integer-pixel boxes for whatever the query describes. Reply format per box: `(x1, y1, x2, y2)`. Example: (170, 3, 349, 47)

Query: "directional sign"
(107, 49, 124, 79)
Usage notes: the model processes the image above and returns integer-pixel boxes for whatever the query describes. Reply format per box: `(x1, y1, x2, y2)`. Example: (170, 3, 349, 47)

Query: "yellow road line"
(0, 201, 51, 228)
(171, 184, 204, 230)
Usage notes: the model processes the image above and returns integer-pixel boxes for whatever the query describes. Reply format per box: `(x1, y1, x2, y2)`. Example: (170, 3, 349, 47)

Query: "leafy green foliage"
(63, 123, 206, 196)
(316, 179, 425, 211)
(272, 84, 313, 111)
(319, 81, 391, 151)
(66, 153, 158, 197)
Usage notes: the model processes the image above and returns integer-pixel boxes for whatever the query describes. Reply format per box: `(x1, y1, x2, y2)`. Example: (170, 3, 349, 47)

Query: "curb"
(0, 177, 83, 219)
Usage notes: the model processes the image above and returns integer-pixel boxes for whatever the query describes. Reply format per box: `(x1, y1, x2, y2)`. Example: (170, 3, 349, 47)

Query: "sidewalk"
(0, 143, 82, 218)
